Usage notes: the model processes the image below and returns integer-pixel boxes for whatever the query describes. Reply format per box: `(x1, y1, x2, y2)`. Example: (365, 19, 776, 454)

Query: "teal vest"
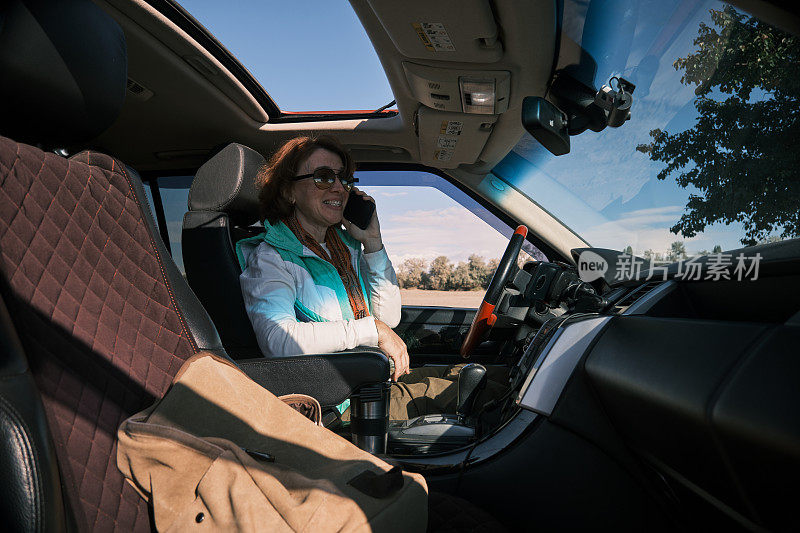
(236, 220, 373, 323)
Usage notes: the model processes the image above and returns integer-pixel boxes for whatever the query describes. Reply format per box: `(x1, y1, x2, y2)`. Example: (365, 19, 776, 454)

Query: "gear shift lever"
(456, 363, 487, 421)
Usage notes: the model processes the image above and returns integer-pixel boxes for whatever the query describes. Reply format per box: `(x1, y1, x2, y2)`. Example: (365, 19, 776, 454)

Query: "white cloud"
(382, 206, 509, 265)
(582, 205, 742, 255)
(376, 191, 408, 198)
(613, 205, 685, 227)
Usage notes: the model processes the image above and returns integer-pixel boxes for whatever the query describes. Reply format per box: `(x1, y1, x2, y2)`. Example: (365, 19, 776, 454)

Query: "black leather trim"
(0, 394, 42, 532)
(182, 210, 261, 358)
(123, 164, 227, 355)
(0, 294, 66, 532)
(238, 351, 391, 407)
(188, 143, 264, 227)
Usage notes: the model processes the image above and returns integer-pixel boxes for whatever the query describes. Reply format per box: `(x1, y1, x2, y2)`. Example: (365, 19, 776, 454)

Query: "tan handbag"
(117, 353, 428, 532)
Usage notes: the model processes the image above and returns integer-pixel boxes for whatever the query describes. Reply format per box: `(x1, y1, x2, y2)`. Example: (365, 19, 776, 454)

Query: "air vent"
(611, 281, 666, 314)
(126, 78, 153, 101)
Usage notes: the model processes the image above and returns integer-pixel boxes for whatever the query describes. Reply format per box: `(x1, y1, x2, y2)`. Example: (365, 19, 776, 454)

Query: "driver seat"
(181, 143, 266, 359)
(182, 144, 399, 450)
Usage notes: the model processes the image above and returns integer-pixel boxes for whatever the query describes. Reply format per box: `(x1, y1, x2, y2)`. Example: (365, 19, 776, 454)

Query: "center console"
(385, 362, 489, 454)
(388, 414, 476, 454)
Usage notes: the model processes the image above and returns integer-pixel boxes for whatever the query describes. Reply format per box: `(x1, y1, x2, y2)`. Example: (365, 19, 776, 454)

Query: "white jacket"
(238, 221, 401, 358)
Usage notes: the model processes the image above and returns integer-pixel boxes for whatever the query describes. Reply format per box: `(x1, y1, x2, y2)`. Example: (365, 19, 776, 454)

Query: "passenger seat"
(0, 0, 388, 529)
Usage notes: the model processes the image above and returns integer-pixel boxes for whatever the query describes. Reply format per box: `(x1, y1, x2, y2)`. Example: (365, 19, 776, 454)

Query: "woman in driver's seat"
(238, 135, 505, 420)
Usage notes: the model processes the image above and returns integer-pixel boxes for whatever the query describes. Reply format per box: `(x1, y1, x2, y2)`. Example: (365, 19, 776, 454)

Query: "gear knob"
(456, 363, 487, 420)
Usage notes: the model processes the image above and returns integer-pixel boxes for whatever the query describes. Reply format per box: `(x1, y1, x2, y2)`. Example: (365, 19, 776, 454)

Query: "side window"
(140, 169, 545, 306)
(141, 176, 193, 273)
(356, 170, 545, 308)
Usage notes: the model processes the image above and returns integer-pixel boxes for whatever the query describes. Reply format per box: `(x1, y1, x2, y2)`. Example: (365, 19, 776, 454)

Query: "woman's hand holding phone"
(342, 187, 383, 253)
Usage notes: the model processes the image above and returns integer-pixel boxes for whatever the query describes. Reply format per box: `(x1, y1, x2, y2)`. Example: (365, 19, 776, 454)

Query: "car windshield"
(494, 0, 798, 260)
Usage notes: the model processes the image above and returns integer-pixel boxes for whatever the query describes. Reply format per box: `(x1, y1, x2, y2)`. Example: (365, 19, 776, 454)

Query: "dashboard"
(489, 248, 800, 531)
(515, 314, 609, 416)
(399, 241, 798, 530)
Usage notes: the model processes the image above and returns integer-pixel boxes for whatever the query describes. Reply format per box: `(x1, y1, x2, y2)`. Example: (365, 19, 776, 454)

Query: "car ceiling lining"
(92, 0, 557, 175)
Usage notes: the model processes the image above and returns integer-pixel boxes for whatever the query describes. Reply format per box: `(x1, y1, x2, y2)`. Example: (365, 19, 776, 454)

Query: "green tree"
(757, 235, 783, 244)
(712, 244, 723, 253)
(636, 6, 800, 246)
(450, 261, 479, 290)
(397, 258, 426, 288)
(667, 241, 687, 262)
(481, 258, 500, 289)
(624, 245, 633, 255)
(467, 254, 494, 286)
(423, 256, 453, 290)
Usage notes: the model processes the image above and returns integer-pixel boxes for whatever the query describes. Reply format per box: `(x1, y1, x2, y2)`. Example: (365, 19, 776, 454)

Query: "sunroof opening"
(176, 0, 395, 113)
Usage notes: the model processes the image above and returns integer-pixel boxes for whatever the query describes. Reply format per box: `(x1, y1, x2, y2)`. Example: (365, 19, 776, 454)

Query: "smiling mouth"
(323, 200, 342, 207)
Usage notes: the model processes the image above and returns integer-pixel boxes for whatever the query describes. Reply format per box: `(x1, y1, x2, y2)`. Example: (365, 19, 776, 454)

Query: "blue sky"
(177, 0, 393, 111)
(507, 0, 761, 255)
(360, 185, 513, 265)
(167, 0, 772, 263)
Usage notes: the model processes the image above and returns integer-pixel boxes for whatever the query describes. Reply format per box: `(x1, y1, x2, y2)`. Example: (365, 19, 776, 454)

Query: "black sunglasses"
(292, 167, 358, 191)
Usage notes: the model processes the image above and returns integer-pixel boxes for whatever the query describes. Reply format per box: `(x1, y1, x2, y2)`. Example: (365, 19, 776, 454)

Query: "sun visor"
(416, 107, 497, 169)
(367, 0, 503, 63)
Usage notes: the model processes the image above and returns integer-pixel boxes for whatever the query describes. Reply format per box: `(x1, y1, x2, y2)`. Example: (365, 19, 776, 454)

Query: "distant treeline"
(397, 255, 500, 291)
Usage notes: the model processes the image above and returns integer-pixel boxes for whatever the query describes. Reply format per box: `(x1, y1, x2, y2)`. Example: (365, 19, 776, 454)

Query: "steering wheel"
(460, 225, 528, 358)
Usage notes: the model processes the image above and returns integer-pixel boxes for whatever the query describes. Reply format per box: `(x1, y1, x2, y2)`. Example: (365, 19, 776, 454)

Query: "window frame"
(356, 162, 567, 262)
(142, 0, 398, 123)
(140, 162, 570, 277)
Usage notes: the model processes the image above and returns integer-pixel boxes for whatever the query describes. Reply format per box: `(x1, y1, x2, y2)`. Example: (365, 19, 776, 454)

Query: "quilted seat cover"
(0, 137, 198, 531)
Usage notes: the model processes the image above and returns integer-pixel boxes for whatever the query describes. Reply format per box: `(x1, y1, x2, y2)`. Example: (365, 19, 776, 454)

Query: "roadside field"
(400, 289, 482, 308)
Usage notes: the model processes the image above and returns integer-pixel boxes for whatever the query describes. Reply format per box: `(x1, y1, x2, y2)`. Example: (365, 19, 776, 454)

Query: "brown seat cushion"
(0, 138, 198, 531)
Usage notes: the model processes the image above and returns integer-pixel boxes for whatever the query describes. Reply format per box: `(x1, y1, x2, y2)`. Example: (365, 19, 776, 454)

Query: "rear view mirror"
(522, 96, 570, 156)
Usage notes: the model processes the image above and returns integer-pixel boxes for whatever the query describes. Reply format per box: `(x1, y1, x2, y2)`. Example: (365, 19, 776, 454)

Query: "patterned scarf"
(285, 215, 370, 320)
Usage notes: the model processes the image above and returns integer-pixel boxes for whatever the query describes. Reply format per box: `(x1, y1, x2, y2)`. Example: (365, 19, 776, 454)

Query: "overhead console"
(403, 63, 510, 115)
(416, 108, 498, 168)
(365, 0, 517, 168)
(407, 62, 508, 167)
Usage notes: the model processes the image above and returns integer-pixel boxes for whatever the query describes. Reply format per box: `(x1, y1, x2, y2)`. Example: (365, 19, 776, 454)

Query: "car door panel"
(395, 305, 508, 364)
(395, 306, 473, 364)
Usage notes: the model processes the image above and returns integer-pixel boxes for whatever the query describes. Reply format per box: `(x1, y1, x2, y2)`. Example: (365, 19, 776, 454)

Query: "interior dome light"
(460, 78, 496, 114)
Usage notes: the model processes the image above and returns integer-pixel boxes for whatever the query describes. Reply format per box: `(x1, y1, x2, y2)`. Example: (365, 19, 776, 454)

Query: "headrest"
(189, 143, 265, 226)
(0, 0, 127, 146)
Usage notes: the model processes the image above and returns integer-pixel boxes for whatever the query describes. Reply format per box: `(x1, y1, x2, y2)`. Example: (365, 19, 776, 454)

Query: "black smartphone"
(343, 190, 376, 230)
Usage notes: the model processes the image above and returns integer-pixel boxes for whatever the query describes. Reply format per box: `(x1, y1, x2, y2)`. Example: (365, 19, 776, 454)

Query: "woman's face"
(291, 148, 348, 236)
